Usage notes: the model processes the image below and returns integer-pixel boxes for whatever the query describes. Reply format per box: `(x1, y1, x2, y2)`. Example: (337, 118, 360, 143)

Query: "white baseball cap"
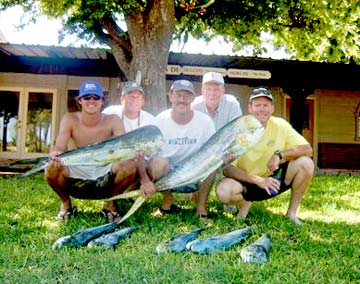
(202, 71, 224, 85)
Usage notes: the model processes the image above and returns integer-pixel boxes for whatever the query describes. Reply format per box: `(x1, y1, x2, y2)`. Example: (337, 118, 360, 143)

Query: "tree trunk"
(110, 0, 175, 115)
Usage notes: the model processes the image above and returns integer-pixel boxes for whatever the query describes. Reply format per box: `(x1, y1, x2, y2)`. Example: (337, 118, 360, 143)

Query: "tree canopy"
(1, 0, 360, 112)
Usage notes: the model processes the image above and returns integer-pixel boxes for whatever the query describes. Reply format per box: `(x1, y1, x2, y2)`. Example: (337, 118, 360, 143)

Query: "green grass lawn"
(0, 174, 359, 284)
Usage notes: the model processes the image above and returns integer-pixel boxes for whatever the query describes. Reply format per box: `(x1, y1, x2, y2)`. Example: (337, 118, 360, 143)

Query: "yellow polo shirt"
(232, 116, 309, 177)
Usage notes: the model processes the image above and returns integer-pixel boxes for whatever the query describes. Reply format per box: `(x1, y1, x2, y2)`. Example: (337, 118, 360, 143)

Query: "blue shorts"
(242, 163, 291, 201)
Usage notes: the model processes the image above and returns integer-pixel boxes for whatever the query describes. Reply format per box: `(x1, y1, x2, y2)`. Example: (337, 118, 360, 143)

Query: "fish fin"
(116, 195, 146, 224)
(107, 189, 142, 200)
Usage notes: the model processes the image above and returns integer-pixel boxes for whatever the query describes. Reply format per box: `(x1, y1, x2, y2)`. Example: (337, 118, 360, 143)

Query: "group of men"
(45, 72, 314, 225)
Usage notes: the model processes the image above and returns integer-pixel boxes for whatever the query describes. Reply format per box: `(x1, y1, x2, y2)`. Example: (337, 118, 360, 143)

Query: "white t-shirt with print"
(102, 105, 155, 132)
(155, 109, 216, 165)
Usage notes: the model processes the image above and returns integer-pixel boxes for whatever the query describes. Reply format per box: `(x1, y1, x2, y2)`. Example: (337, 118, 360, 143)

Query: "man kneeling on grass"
(216, 87, 314, 225)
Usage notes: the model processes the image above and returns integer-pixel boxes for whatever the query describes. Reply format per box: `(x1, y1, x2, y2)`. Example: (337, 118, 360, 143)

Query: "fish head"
(233, 115, 264, 149)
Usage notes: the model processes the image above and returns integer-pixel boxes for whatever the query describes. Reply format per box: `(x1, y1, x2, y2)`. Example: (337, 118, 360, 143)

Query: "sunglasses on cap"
(81, 94, 102, 100)
(252, 88, 271, 95)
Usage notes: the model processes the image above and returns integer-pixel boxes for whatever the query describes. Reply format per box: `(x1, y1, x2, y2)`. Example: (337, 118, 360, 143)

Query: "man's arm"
(134, 151, 157, 197)
(50, 113, 73, 157)
(268, 144, 313, 173)
(109, 114, 125, 136)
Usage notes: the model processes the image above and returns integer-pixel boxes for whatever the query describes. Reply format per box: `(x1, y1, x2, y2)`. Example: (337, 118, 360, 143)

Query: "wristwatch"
(274, 150, 282, 159)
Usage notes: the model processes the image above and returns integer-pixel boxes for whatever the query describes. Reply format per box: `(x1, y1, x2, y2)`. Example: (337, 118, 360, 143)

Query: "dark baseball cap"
(122, 82, 144, 96)
(170, 80, 196, 96)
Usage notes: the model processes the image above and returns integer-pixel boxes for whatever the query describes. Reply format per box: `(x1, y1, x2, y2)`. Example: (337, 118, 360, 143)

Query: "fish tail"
(107, 189, 142, 200)
(18, 162, 48, 178)
(116, 195, 146, 224)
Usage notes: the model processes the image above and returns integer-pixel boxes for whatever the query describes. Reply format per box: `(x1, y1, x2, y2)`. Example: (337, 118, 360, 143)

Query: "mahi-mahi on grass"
(19, 125, 164, 178)
(110, 115, 265, 224)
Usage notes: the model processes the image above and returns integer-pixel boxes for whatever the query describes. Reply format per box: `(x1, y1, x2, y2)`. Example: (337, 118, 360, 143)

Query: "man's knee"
(148, 157, 170, 179)
(216, 178, 241, 203)
(297, 156, 314, 178)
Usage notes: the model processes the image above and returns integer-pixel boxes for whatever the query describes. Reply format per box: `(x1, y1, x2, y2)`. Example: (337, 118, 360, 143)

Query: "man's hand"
(140, 180, 157, 197)
(267, 154, 281, 173)
(134, 150, 157, 197)
(255, 176, 280, 195)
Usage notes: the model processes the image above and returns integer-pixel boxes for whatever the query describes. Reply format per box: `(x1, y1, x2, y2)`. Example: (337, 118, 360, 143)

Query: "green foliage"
(3, 0, 360, 63)
(0, 175, 359, 283)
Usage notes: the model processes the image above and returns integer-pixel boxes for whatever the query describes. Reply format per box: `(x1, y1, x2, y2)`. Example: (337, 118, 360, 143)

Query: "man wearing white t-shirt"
(102, 82, 155, 132)
(138, 80, 216, 219)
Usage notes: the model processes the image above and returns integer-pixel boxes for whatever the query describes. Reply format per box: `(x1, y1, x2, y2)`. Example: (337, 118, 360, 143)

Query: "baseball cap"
(122, 81, 144, 96)
(249, 87, 274, 102)
(202, 71, 224, 85)
(170, 80, 196, 96)
(78, 80, 104, 98)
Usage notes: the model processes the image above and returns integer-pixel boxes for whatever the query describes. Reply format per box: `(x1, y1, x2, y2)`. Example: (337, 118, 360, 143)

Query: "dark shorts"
(66, 171, 115, 199)
(168, 182, 200, 193)
(242, 162, 291, 201)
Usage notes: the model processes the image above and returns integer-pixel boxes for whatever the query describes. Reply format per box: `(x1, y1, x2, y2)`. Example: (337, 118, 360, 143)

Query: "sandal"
(151, 205, 179, 217)
(55, 206, 77, 221)
(101, 209, 121, 223)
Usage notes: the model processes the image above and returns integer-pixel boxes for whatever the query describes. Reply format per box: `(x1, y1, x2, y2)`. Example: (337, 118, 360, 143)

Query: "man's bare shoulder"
(60, 112, 80, 127)
(102, 112, 122, 123)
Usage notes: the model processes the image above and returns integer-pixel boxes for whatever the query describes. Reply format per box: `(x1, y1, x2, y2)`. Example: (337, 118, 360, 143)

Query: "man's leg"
(285, 156, 314, 225)
(45, 162, 73, 220)
(196, 171, 216, 217)
(216, 177, 252, 219)
(104, 160, 138, 213)
(146, 157, 171, 211)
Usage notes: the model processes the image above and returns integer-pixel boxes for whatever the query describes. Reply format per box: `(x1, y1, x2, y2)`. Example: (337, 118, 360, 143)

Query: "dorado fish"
(110, 115, 264, 224)
(52, 221, 120, 249)
(185, 226, 253, 254)
(87, 226, 138, 250)
(240, 233, 271, 264)
(20, 125, 163, 178)
(156, 228, 205, 253)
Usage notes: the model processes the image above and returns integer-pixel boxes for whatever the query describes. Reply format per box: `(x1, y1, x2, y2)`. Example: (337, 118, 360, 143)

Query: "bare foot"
(287, 212, 303, 225)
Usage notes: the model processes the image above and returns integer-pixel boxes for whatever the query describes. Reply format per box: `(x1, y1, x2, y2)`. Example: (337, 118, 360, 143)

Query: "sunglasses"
(82, 95, 102, 100)
(252, 88, 271, 95)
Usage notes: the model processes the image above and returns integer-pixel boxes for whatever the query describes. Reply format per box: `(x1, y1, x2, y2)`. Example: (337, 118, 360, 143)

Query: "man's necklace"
(122, 111, 140, 127)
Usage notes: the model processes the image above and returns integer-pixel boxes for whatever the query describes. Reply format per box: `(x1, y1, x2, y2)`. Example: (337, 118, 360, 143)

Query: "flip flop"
(55, 206, 77, 221)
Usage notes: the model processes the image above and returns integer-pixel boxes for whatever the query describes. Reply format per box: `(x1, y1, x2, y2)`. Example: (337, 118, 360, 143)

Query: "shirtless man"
(45, 80, 138, 222)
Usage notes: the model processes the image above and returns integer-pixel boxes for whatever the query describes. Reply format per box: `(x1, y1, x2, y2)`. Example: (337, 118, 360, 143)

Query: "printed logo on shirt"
(168, 137, 197, 145)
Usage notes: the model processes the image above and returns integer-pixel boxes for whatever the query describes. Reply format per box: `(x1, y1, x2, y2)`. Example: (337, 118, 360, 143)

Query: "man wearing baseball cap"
(192, 71, 243, 213)
(103, 81, 155, 132)
(216, 87, 314, 225)
(192, 71, 243, 130)
(138, 79, 216, 220)
(45, 80, 144, 223)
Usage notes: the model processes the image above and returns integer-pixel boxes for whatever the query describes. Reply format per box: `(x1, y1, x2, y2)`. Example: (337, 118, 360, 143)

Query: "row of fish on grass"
(52, 222, 271, 264)
(156, 226, 271, 264)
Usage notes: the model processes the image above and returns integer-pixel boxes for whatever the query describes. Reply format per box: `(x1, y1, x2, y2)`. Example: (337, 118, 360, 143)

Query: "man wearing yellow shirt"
(216, 87, 314, 225)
